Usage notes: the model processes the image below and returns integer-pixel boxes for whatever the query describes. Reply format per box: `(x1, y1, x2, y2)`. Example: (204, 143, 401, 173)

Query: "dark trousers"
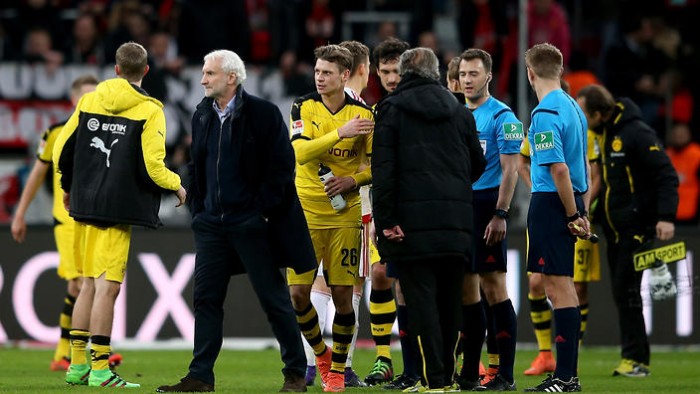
(188, 215, 306, 384)
(605, 228, 651, 365)
(397, 257, 464, 389)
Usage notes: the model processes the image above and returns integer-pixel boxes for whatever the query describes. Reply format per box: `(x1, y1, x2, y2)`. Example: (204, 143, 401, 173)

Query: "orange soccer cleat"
(524, 351, 556, 376)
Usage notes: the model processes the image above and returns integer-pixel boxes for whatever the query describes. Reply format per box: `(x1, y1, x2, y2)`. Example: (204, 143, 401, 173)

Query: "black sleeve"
(186, 114, 202, 216)
(371, 103, 399, 232)
(258, 102, 296, 217)
(57, 133, 76, 193)
(633, 127, 679, 221)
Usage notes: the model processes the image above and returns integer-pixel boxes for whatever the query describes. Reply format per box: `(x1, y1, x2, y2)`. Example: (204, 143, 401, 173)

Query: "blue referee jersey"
(470, 97, 523, 190)
(528, 89, 588, 193)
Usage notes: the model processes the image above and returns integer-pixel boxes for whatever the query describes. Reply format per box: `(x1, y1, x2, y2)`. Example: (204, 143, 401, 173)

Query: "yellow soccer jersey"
(37, 121, 72, 224)
(290, 92, 373, 229)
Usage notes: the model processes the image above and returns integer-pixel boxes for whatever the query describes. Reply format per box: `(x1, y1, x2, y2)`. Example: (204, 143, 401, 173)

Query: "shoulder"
(291, 92, 322, 118)
(346, 95, 373, 113)
(243, 91, 280, 113)
(47, 119, 68, 135)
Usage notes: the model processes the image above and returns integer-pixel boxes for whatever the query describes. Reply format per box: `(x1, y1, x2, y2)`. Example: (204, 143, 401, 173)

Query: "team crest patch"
(503, 123, 524, 140)
(612, 137, 623, 152)
(534, 131, 554, 151)
(291, 120, 304, 136)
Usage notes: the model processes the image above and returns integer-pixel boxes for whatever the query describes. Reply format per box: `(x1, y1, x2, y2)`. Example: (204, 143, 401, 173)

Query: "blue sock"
(459, 302, 486, 381)
(553, 307, 581, 381)
(492, 299, 517, 383)
(397, 305, 418, 378)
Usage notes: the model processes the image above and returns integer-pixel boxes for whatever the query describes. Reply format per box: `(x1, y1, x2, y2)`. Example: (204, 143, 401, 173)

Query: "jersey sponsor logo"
(503, 123, 524, 140)
(534, 131, 554, 151)
(86, 118, 128, 135)
(328, 147, 358, 158)
(291, 120, 304, 136)
(89, 136, 119, 168)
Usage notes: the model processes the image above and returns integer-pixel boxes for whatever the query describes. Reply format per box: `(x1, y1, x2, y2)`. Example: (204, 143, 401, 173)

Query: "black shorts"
(527, 192, 584, 276)
(468, 188, 508, 273)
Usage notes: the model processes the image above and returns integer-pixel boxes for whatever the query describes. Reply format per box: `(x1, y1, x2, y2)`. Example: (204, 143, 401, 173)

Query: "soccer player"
(456, 48, 520, 391)
(54, 42, 186, 388)
(520, 126, 602, 377)
(301, 40, 371, 388)
(11, 75, 98, 372)
(523, 43, 589, 392)
(288, 44, 374, 393)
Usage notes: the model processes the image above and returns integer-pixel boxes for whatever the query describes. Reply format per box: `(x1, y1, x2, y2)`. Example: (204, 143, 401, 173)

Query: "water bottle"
(318, 163, 347, 211)
(648, 260, 677, 301)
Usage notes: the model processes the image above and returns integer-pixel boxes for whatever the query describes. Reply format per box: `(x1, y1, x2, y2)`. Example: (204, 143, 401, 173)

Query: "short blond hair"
(115, 42, 148, 82)
(525, 43, 563, 80)
(314, 45, 353, 73)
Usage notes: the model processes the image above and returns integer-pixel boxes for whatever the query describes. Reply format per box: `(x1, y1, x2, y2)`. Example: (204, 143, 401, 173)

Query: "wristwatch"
(494, 209, 509, 220)
(566, 211, 581, 222)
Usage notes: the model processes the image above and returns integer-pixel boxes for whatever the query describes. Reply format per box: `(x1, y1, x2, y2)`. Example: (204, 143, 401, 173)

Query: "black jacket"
(598, 97, 679, 238)
(372, 74, 486, 262)
(188, 88, 316, 274)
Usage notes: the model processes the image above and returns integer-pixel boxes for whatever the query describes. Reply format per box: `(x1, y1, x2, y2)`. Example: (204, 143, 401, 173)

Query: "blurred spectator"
(259, 50, 313, 101)
(0, 21, 18, 61)
(176, 0, 250, 64)
(304, 0, 335, 50)
(457, 0, 508, 58)
(21, 28, 64, 72)
(11, 0, 68, 55)
(666, 123, 700, 225)
(417, 31, 448, 77)
(247, 0, 272, 64)
(103, 1, 153, 63)
(267, 0, 302, 62)
(148, 30, 184, 75)
(65, 13, 104, 64)
(528, 0, 571, 67)
(562, 50, 600, 98)
(603, 14, 671, 126)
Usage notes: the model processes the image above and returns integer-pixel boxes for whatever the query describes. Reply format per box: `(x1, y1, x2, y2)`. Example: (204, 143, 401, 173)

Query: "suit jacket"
(188, 88, 316, 274)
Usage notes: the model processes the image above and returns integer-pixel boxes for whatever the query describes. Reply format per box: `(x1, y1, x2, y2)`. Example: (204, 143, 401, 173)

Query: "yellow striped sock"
(90, 335, 111, 371)
(69, 329, 90, 365)
(295, 303, 326, 355)
(331, 311, 355, 373)
(529, 294, 552, 352)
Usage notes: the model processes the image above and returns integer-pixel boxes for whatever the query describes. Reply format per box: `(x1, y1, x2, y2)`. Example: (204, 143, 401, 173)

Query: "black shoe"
(454, 375, 480, 391)
(473, 374, 515, 391)
(156, 376, 215, 392)
(524, 375, 581, 392)
(383, 374, 419, 390)
(280, 371, 307, 392)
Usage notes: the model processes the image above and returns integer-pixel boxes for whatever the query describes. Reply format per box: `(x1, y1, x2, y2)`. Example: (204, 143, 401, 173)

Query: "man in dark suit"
(157, 49, 316, 393)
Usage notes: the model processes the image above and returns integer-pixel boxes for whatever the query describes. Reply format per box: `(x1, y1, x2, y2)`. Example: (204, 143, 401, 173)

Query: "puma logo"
(633, 235, 645, 244)
(90, 136, 119, 167)
(311, 121, 321, 129)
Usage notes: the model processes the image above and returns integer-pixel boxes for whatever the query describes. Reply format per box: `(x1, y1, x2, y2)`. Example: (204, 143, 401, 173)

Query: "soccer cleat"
(454, 375, 480, 391)
(323, 371, 345, 392)
(109, 353, 123, 370)
(524, 351, 556, 376)
(316, 347, 333, 388)
(479, 361, 487, 378)
(305, 365, 317, 386)
(612, 359, 650, 377)
(88, 369, 140, 388)
(402, 382, 426, 393)
(383, 374, 420, 390)
(51, 357, 71, 371)
(365, 357, 394, 386)
(524, 375, 581, 392)
(474, 374, 516, 391)
(344, 367, 367, 387)
(481, 366, 499, 385)
(65, 364, 91, 385)
(443, 382, 460, 392)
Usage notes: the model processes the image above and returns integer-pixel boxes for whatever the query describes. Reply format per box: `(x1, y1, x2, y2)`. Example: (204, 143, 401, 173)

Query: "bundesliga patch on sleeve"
(291, 120, 304, 136)
(503, 123, 524, 140)
(534, 131, 554, 151)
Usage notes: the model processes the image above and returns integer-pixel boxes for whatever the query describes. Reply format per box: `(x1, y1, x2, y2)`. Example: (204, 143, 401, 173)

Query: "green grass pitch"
(0, 347, 698, 393)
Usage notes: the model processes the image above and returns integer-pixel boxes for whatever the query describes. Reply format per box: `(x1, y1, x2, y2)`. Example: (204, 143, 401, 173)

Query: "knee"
(289, 287, 310, 311)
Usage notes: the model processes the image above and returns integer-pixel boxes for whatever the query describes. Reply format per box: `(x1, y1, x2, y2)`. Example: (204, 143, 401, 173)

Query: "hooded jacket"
(54, 78, 181, 228)
(372, 74, 486, 262)
(597, 97, 679, 241)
